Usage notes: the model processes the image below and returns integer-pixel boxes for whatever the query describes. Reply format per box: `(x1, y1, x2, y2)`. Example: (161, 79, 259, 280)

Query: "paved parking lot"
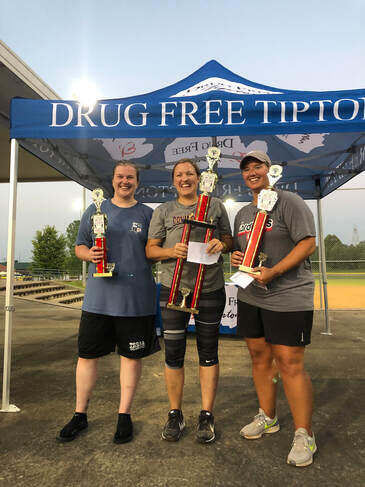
(0, 297, 364, 486)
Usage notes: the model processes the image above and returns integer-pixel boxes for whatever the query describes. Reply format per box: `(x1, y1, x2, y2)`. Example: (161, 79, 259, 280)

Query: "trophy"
(239, 165, 283, 274)
(167, 147, 220, 314)
(91, 188, 115, 277)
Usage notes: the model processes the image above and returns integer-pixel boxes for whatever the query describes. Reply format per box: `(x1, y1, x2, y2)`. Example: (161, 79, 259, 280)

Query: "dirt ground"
(314, 284, 365, 309)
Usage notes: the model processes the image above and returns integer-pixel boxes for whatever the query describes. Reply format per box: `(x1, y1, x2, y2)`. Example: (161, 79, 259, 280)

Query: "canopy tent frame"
(4, 59, 365, 412)
(2, 137, 334, 413)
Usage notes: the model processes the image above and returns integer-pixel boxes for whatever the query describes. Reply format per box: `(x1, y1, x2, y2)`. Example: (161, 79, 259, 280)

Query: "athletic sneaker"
(57, 413, 88, 442)
(196, 410, 215, 444)
(240, 408, 280, 439)
(287, 428, 317, 467)
(162, 409, 185, 441)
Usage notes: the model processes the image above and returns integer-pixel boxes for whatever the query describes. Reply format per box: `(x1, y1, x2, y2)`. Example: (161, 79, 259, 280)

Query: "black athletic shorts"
(78, 310, 161, 359)
(237, 300, 313, 347)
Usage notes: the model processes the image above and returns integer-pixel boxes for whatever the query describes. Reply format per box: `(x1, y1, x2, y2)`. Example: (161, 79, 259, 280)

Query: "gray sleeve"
(232, 211, 241, 251)
(147, 204, 166, 240)
(76, 205, 93, 247)
(216, 199, 232, 236)
(281, 192, 316, 243)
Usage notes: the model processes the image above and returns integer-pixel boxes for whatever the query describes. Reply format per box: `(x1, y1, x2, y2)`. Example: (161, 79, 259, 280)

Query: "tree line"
(311, 234, 365, 270)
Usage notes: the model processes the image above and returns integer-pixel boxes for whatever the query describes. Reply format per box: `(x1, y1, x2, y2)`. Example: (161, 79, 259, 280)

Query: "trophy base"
(93, 272, 113, 277)
(238, 265, 261, 275)
(166, 303, 199, 315)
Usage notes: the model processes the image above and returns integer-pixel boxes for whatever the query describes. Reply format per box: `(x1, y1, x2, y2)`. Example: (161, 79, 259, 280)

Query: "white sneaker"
(287, 428, 317, 467)
(240, 408, 280, 440)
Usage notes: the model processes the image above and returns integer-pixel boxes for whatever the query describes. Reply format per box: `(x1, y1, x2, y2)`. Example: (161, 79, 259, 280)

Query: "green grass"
(315, 278, 365, 287)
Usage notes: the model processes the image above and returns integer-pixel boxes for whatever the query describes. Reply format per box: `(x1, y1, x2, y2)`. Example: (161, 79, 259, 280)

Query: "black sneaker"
(196, 410, 215, 444)
(161, 409, 185, 441)
(113, 413, 133, 444)
(57, 413, 88, 442)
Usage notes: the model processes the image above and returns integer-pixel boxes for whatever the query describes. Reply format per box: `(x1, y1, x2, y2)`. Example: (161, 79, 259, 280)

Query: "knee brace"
(195, 321, 219, 367)
(163, 328, 186, 369)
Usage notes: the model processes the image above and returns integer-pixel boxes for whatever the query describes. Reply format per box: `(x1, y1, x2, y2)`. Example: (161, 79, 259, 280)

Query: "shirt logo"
(129, 341, 145, 351)
(131, 222, 142, 233)
(238, 218, 273, 238)
(172, 215, 190, 225)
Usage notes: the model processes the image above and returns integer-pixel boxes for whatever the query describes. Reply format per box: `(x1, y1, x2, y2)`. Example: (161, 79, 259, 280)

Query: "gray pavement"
(0, 296, 364, 487)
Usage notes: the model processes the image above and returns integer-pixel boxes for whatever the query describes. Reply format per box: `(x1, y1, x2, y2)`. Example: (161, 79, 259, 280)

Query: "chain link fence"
(312, 260, 365, 273)
(8, 268, 82, 281)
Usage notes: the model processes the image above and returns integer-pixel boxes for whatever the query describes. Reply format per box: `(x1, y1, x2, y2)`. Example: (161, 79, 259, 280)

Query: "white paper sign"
(230, 271, 254, 289)
(187, 242, 220, 265)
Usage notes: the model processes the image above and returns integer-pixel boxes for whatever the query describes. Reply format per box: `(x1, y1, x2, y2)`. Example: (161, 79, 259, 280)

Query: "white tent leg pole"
(1, 139, 20, 413)
(317, 199, 331, 335)
(82, 187, 87, 287)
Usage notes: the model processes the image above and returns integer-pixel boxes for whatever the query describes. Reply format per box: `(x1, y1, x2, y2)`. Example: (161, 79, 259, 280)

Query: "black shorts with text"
(78, 310, 161, 359)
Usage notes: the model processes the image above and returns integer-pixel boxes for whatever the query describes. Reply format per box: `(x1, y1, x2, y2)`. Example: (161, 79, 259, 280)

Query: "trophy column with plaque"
(91, 188, 115, 278)
(167, 147, 220, 314)
(239, 165, 283, 274)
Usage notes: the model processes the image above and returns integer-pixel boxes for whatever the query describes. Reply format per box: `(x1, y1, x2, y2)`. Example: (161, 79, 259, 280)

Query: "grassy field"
(315, 278, 365, 286)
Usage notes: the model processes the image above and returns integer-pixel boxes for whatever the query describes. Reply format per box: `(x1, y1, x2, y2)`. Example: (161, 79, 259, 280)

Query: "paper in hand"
(187, 242, 220, 265)
(230, 271, 254, 289)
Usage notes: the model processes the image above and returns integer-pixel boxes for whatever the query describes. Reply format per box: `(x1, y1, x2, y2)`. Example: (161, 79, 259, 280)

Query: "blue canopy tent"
(3, 60, 365, 412)
(10, 60, 365, 202)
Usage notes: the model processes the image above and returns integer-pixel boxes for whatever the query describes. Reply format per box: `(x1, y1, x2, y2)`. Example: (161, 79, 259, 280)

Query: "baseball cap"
(240, 151, 272, 170)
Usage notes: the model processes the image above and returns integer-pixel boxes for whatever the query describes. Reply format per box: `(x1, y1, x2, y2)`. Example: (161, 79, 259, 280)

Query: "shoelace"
(199, 414, 213, 429)
(168, 413, 181, 426)
(253, 413, 266, 426)
(199, 417, 210, 428)
(292, 433, 309, 449)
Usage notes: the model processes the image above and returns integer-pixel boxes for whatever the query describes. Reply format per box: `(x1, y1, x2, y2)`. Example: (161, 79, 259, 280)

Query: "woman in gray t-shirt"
(231, 151, 317, 467)
(146, 158, 232, 444)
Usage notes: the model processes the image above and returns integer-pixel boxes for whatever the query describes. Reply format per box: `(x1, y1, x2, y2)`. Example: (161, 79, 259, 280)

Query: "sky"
(1, 0, 365, 261)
